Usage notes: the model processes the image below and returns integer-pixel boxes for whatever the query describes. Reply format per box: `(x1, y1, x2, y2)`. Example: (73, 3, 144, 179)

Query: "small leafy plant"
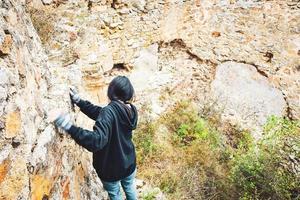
(230, 116, 300, 200)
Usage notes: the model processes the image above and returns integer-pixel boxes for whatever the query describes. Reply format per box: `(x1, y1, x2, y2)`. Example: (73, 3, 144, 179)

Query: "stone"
(118, 8, 131, 15)
(0, 34, 12, 55)
(62, 178, 70, 200)
(211, 61, 287, 138)
(27, 0, 44, 9)
(0, 87, 7, 101)
(41, 0, 53, 5)
(0, 145, 10, 163)
(31, 126, 55, 166)
(160, 5, 183, 41)
(131, 0, 146, 11)
(74, 31, 113, 72)
(5, 111, 21, 138)
(133, 44, 158, 71)
(6, 9, 18, 25)
(31, 175, 52, 200)
(136, 179, 166, 199)
(0, 159, 10, 184)
(0, 69, 9, 86)
(0, 157, 28, 200)
(212, 31, 221, 37)
(131, 44, 159, 91)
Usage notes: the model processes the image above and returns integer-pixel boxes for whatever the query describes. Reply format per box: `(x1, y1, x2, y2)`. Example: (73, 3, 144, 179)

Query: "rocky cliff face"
(28, 0, 298, 131)
(0, 0, 106, 199)
(0, 0, 299, 199)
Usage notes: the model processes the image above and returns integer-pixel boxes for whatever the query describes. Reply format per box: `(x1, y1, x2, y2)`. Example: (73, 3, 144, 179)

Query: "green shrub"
(176, 118, 224, 149)
(141, 189, 160, 200)
(133, 119, 158, 163)
(163, 101, 223, 148)
(162, 100, 198, 133)
(137, 100, 299, 200)
(231, 116, 300, 200)
(155, 101, 231, 199)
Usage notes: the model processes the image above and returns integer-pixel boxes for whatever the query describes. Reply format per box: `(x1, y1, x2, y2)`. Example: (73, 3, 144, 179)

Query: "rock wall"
(28, 0, 298, 128)
(0, 0, 106, 199)
(0, 0, 299, 199)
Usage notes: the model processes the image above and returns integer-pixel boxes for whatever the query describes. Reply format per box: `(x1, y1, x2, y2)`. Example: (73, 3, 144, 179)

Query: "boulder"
(211, 61, 287, 138)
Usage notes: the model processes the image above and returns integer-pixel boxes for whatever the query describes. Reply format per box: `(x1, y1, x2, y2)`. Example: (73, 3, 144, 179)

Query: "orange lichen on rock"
(5, 111, 21, 138)
(0, 158, 28, 200)
(62, 178, 70, 200)
(74, 164, 86, 200)
(0, 159, 10, 184)
(0, 34, 13, 55)
(212, 31, 221, 37)
(31, 175, 52, 200)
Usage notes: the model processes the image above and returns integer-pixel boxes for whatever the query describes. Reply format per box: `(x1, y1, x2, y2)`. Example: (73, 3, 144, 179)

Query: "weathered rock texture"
(26, 0, 299, 118)
(0, 0, 299, 199)
(0, 0, 106, 199)
(211, 61, 287, 138)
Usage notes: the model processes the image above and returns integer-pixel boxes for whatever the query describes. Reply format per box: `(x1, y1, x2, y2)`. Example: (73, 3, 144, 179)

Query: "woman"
(54, 76, 138, 200)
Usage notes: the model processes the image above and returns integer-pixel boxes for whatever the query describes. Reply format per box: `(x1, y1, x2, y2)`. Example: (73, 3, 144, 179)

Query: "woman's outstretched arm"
(67, 107, 112, 152)
(77, 100, 102, 121)
(69, 87, 102, 120)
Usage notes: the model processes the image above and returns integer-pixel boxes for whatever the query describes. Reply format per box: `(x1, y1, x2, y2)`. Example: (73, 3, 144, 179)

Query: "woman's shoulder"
(96, 104, 115, 120)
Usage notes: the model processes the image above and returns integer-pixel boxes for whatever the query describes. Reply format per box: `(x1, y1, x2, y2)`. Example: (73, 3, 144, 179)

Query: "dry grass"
(134, 100, 300, 200)
(134, 101, 233, 199)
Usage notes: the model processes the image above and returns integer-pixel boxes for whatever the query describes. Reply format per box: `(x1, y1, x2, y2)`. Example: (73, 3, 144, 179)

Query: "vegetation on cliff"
(134, 101, 300, 200)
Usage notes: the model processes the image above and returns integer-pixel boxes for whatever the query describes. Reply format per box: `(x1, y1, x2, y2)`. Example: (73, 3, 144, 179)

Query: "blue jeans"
(101, 169, 137, 200)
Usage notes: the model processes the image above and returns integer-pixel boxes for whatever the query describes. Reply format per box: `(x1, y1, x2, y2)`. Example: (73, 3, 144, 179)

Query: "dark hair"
(107, 76, 134, 103)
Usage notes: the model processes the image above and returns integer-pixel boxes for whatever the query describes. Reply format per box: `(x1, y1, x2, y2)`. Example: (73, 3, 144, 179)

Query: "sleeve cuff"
(77, 99, 86, 108)
(67, 125, 79, 136)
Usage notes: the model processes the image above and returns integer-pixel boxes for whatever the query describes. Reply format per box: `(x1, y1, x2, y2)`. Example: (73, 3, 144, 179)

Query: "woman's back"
(92, 100, 138, 182)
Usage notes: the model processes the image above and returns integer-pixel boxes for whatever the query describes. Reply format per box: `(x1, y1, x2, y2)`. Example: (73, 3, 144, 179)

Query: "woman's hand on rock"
(70, 86, 80, 104)
(54, 113, 73, 132)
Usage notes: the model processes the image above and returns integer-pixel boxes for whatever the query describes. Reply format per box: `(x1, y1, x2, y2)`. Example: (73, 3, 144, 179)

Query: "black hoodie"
(67, 100, 138, 181)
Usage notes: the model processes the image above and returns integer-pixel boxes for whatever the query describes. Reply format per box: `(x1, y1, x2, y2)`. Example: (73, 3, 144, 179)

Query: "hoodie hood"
(109, 100, 138, 130)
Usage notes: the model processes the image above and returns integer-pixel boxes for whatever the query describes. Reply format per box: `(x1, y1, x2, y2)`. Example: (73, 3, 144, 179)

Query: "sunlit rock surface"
(211, 61, 287, 138)
(1, 0, 299, 199)
(0, 0, 106, 199)
(27, 0, 298, 119)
